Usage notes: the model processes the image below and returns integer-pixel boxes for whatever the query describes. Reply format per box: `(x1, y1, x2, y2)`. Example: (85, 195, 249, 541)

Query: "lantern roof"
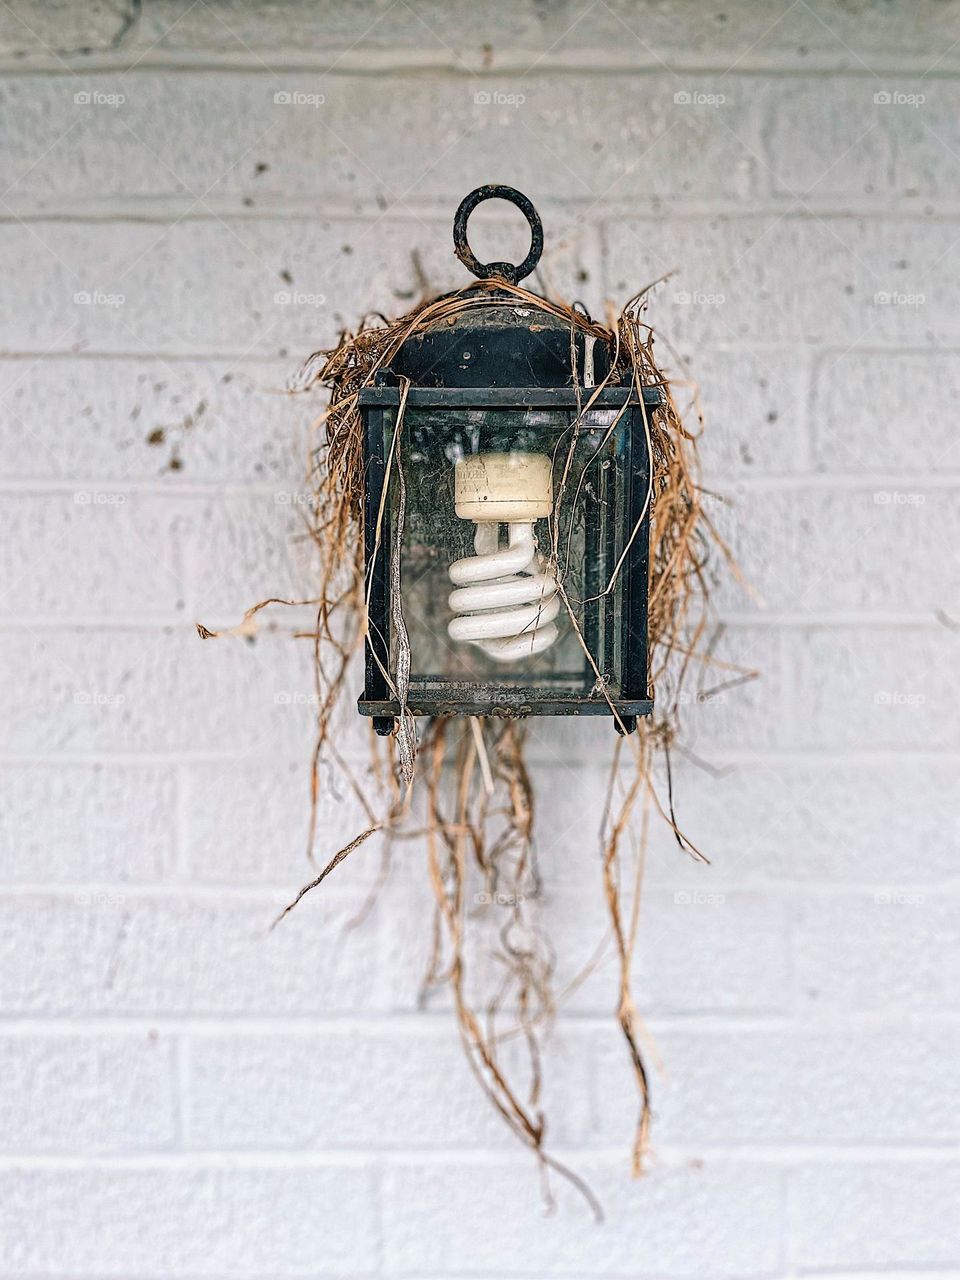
(388, 290, 622, 389)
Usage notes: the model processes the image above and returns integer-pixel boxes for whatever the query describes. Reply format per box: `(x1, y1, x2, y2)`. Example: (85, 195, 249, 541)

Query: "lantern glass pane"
(379, 404, 640, 706)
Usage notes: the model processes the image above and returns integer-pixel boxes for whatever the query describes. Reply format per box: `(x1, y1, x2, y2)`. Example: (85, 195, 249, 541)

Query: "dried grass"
(198, 273, 744, 1214)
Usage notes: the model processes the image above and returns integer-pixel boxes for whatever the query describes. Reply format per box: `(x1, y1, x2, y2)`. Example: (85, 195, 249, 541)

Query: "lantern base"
(359, 695, 653, 733)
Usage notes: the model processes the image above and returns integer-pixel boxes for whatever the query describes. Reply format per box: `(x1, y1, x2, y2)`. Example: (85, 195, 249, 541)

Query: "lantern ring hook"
(453, 185, 544, 286)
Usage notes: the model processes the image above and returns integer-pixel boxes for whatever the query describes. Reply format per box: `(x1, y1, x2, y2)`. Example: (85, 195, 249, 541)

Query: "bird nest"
(200, 274, 745, 1216)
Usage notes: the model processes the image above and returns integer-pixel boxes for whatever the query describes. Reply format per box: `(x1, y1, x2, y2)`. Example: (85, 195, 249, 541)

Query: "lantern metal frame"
(356, 186, 661, 736)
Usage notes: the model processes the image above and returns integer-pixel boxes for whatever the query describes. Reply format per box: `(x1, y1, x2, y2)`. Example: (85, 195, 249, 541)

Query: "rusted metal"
(358, 697, 655, 720)
(453, 184, 544, 284)
(359, 386, 664, 408)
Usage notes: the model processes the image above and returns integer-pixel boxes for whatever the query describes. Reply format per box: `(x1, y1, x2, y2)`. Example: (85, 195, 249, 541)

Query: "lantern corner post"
(360, 404, 396, 737)
(617, 400, 655, 733)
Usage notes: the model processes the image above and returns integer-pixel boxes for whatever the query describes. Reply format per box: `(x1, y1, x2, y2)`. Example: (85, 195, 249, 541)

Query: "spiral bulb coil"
(447, 521, 560, 663)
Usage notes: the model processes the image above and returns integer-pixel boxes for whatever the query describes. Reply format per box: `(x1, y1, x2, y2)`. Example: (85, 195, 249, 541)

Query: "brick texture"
(2, 3, 957, 1277)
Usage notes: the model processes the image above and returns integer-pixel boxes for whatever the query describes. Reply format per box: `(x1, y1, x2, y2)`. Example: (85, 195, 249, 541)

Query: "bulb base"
(454, 451, 553, 522)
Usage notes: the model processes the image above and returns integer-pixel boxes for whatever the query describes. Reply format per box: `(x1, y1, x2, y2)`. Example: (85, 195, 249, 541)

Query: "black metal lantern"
(358, 186, 661, 736)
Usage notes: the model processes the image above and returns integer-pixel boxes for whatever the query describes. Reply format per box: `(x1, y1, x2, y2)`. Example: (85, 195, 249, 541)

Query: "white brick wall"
(1, 2, 958, 1274)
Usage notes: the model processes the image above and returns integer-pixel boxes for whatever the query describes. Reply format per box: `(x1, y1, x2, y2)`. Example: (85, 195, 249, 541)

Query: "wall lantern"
(199, 182, 732, 1192)
(357, 186, 663, 738)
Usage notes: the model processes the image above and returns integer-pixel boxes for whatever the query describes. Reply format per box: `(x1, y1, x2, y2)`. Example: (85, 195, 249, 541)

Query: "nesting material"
(199, 274, 743, 1213)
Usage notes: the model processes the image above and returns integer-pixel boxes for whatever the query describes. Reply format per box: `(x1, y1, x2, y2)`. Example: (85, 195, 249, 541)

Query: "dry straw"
(200, 274, 744, 1216)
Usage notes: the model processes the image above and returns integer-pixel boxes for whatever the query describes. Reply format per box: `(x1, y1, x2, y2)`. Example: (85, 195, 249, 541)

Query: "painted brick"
(179, 491, 318, 618)
(184, 1023, 592, 1149)
(0, 216, 599, 356)
(0, 72, 756, 209)
(664, 625, 787, 751)
(130, 1, 960, 72)
(136, 0, 565, 58)
(811, 352, 960, 474)
(382, 1156, 783, 1276)
(592, 1022, 960, 1146)
(710, 484, 960, 615)
(672, 346, 811, 480)
(791, 1161, 960, 1270)
(557, 886, 792, 1017)
(0, 1, 133, 57)
(605, 217, 959, 348)
(790, 626, 960, 750)
(764, 80, 890, 199)
(380, 875, 791, 1018)
(0, 625, 350, 756)
(651, 757, 960, 885)
(7, 0, 960, 74)
(0, 358, 305, 484)
(512, 755, 960, 888)
(137, 0, 775, 64)
(0, 1163, 378, 1275)
(0, 763, 176, 882)
(764, 76, 960, 202)
(180, 758, 392, 887)
(0, 1032, 175, 1153)
(796, 891, 960, 1013)
(0, 492, 185, 620)
(0, 890, 385, 1015)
